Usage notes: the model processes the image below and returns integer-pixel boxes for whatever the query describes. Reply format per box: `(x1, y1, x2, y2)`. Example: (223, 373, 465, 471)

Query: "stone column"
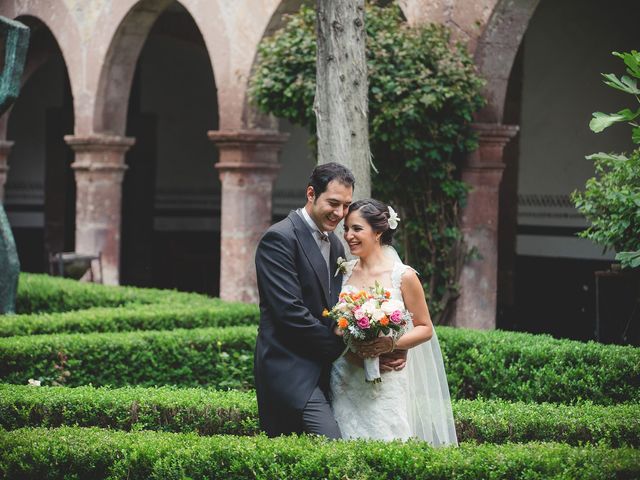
(452, 123, 519, 330)
(0, 140, 14, 203)
(64, 134, 135, 285)
(207, 129, 289, 303)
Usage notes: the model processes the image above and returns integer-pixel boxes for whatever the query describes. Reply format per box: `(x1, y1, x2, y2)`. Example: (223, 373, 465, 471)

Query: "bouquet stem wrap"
(364, 357, 381, 383)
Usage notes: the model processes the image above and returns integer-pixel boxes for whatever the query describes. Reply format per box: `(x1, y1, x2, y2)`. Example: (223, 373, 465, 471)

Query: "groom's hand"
(379, 349, 407, 372)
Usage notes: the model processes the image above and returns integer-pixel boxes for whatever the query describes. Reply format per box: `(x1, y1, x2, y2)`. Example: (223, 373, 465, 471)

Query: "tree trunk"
(314, 0, 371, 200)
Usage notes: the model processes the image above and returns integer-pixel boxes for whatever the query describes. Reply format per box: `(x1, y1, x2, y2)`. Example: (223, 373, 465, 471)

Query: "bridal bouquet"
(324, 281, 411, 383)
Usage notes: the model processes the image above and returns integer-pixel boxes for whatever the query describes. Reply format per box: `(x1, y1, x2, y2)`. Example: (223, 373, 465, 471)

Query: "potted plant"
(571, 50, 640, 344)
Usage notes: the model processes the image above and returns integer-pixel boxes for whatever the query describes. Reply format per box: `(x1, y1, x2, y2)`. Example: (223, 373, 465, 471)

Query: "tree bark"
(314, 0, 371, 199)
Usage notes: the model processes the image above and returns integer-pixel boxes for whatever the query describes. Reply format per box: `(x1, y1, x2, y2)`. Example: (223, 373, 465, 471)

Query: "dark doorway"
(120, 2, 220, 295)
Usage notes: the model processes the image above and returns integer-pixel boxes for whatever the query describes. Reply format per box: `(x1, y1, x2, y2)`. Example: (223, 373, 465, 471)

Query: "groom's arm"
(256, 229, 344, 362)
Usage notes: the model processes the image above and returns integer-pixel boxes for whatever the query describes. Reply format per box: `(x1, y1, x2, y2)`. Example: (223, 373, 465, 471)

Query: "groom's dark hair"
(307, 162, 355, 199)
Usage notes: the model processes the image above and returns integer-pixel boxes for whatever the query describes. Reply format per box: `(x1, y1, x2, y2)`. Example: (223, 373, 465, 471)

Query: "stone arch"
(0, 14, 72, 127)
(93, 0, 222, 135)
(473, 0, 541, 123)
(93, 0, 174, 135)
(0, 1, 80, 140)
(1, 14, 76, 268)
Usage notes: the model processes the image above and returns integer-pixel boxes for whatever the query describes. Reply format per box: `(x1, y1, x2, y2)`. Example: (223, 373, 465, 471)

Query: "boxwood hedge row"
(1, 384, 638, 446)
(0, 326, 256, 390)
(0, 302, 259, 337)
(439, 327, 640, 405)
(1, 427, 638, 479)
(1, 326, 638, 404)
(16, 273, 215, 314)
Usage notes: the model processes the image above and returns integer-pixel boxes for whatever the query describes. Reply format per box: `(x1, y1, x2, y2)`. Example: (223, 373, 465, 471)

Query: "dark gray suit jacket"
(254, 210, 345, 436)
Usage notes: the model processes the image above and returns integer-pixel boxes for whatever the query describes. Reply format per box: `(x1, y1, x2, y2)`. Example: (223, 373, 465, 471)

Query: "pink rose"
(357, 317, 371, 329)
(390, 310, 403, 324)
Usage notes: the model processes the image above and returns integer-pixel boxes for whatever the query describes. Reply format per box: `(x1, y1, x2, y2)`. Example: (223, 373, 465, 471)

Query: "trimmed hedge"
(439, 326, 640, 405)
(0, 385, 258, 435)
(0, 302, 259, 337)
(16, 273, 215, 314)
(1, 325, 638, 404)
(1, 427, 638, 479)
(0, 326, 256, 389)
(453, 399, 640, 447)
(1, 385, 638, 446)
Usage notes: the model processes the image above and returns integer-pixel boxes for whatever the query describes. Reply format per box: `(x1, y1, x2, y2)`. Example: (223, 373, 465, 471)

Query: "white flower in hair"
(387, 206, 400, 230)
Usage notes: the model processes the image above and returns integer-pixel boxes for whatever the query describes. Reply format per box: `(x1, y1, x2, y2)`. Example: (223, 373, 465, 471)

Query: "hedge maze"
(0, 273, 638, 478)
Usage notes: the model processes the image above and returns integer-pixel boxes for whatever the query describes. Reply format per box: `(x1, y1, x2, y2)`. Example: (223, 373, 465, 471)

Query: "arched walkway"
(2, 16, 75, 272)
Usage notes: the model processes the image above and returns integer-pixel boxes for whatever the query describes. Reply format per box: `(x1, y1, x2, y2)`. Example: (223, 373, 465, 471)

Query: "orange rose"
(338, 317, 348, 329)
(384, 291, 391, 299)
(380, 316, 389, 326)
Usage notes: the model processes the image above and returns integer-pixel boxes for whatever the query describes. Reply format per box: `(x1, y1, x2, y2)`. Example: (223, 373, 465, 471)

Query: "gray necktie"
(316, 231, 331, 275)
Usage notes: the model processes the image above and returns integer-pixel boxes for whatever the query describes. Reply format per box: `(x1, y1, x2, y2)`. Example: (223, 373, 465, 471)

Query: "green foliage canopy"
(572, 51, 640, 268)
(250, 3, 485, 321)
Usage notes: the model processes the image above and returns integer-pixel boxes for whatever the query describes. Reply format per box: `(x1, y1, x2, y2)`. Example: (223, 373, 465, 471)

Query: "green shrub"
(439, 326, 640, 405)
(16, 273, 215, 314)
(1, 385, 638, 446)
(1, 427, 638, 479)
(0, 302, 259, 337)
(1, 326, 638, 404)
(0, 385, 258, 435)
(250, 4, 486, 322)
(453, 399, 640, 447)
(0, 326, 256, 389)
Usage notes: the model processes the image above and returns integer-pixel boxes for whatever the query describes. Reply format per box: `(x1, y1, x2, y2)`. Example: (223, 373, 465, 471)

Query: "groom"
(254, 162, 404, 438)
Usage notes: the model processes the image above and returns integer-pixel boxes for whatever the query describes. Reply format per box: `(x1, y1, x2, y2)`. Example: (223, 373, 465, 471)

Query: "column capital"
(465, 123, 519, 171)
(208, 129, 289, 172)
(65, 134, 135, 173)
(472, 122, 519, 142)
(0, 140, 15, 155)
(64, 134, 135, 153)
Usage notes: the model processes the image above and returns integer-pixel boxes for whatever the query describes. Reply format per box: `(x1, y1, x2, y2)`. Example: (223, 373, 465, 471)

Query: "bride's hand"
(380, 349, 407, 372)
(352, 336, 394, 358)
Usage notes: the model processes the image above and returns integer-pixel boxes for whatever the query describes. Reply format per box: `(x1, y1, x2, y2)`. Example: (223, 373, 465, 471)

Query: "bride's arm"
(394, 270, 433, 350)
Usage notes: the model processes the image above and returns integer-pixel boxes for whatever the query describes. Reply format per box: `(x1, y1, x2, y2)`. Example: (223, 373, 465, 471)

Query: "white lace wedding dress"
(330, 260, 458, 445)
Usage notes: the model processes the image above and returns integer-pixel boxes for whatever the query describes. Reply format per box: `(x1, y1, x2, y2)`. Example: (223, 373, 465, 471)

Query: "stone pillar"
(0, 140, 14, 203)
(207, 129, 289, 303)
(452, 123, 519, 330)
(64, 134, 135, 285)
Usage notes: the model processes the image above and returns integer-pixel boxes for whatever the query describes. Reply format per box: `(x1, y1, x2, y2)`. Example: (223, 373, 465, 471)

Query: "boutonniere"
(334, 257, 347, 277)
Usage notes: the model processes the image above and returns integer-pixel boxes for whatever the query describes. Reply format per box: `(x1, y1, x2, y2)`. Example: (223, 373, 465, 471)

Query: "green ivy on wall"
(250, 3, 485, 322)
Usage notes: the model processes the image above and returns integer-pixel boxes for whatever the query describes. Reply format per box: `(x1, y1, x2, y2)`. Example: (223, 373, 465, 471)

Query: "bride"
(330, 198, 458, 446)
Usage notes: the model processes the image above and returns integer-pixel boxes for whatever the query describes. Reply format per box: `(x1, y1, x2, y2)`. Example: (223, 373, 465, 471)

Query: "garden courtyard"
(0, 273, 638, 478)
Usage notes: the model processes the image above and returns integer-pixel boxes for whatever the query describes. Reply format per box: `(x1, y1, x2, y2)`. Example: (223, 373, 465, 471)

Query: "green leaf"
(633, 127, 640, 145)
(585, 152, 629, 162)
(589, 108, 640, 133)
(613, 50, 640, 79)
(615, 250, 640, 269)
(602, 73, 640, 94)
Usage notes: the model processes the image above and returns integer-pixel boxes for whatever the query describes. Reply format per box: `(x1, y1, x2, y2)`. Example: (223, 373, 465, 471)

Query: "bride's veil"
(382, 245, 458, 446)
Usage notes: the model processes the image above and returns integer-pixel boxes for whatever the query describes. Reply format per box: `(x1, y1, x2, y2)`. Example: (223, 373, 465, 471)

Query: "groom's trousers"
(261, 386, 341, 439)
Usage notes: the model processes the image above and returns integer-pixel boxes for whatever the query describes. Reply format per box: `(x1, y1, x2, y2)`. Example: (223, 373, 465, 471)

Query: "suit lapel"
(289, 211, 331, 306)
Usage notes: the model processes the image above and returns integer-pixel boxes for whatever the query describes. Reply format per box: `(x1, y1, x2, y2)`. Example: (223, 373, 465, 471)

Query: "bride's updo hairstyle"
(347, 199, 395, 246)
